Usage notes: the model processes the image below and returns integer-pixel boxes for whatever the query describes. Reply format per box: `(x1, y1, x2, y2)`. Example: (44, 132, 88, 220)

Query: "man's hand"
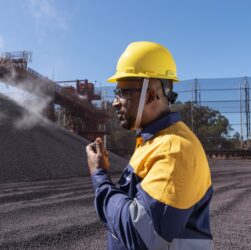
(86, 137, 110, 175)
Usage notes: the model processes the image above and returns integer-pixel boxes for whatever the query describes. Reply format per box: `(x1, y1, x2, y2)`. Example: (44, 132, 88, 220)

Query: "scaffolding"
(1, 51, 32, 70)
(240, 76, 250, 148)
(191, 78, 201, 132)
(0, 51, 108, 142)
(1, 51, 32, 61)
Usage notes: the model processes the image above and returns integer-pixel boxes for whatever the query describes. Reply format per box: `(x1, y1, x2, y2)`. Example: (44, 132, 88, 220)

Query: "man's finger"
(104, 149, 109, 157)
(95, 137, 103, 154)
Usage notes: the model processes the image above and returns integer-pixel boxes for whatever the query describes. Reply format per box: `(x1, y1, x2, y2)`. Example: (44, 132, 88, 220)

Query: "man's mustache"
(115, 110, 123, 115)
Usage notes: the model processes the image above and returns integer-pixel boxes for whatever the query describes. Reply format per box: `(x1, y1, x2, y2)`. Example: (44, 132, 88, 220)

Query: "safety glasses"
(114, 88, 142, 99)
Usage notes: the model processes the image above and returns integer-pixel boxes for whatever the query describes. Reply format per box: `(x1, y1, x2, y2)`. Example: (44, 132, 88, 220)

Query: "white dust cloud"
(10, 88, 51, 130)
(0, 66, 53, 130)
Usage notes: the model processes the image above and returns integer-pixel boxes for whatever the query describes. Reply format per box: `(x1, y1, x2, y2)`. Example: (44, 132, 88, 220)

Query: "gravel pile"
(0, 93, 127, 182)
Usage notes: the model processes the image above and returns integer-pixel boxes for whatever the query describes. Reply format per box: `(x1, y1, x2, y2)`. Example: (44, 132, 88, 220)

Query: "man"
(86, 41, 213, 250)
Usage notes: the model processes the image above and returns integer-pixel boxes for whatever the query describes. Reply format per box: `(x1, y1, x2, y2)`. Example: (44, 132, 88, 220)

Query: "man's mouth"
(116, 111, 124, 121)
(117, 114, 124, 121)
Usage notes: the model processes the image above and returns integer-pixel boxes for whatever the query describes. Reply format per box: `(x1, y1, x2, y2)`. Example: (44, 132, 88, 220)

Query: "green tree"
(172, 102, 234, 150)
(228, 132, 241, 149)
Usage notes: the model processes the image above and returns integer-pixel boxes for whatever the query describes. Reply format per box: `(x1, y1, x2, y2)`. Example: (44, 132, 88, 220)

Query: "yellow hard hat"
(107, 41, 178, 83)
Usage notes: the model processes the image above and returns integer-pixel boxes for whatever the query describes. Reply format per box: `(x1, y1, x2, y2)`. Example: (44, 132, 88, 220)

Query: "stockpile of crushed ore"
(0, 93, 127, 182)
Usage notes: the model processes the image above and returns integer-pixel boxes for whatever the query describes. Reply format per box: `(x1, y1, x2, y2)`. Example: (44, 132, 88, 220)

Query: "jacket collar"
(137, 112, 180, 142)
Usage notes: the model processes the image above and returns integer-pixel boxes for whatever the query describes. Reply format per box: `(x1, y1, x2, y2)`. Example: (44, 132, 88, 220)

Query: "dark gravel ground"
(0, 175, 107, 249)
(210, 159, 251, 250)
(0, 160, 250, 249)
(0, 94, 251, 249)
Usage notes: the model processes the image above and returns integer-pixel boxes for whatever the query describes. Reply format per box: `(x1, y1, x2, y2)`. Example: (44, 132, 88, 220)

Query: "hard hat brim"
(107, 72, 179, 83)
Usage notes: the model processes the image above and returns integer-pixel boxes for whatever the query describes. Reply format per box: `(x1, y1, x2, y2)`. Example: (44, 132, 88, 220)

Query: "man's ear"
(146, 89, 156, 104)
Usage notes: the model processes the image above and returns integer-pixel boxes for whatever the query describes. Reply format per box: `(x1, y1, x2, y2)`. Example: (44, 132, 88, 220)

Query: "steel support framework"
(191, 78, 201, 132)
(240, 76, 250, 148)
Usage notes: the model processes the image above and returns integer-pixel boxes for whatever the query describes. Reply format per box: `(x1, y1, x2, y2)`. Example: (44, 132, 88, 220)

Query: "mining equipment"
(0, 51, 108, 142)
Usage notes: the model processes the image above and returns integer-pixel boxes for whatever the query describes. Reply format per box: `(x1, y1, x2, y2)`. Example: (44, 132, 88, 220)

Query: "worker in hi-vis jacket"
(86, 41, 213, 250)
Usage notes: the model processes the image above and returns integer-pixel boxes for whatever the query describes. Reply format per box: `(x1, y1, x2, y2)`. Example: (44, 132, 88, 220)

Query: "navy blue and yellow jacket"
(91, 112, 213, 250)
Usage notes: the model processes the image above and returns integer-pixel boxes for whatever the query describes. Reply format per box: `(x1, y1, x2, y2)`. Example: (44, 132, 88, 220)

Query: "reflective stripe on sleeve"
(129, 198, 170, 250)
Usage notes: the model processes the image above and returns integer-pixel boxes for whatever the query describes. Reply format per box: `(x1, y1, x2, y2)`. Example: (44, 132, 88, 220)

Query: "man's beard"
(117, 112, 136, 130)
(120, 118, 135, 130)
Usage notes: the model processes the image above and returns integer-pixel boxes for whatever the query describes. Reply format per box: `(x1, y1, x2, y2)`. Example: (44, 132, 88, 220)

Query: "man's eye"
(121, 89, 130, 96)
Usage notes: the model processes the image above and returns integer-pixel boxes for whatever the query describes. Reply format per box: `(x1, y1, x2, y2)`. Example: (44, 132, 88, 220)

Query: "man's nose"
(112, 97, 121, 108)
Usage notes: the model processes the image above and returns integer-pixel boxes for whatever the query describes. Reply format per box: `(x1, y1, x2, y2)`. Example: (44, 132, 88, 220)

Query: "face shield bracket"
(160, 79, 178, 104)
